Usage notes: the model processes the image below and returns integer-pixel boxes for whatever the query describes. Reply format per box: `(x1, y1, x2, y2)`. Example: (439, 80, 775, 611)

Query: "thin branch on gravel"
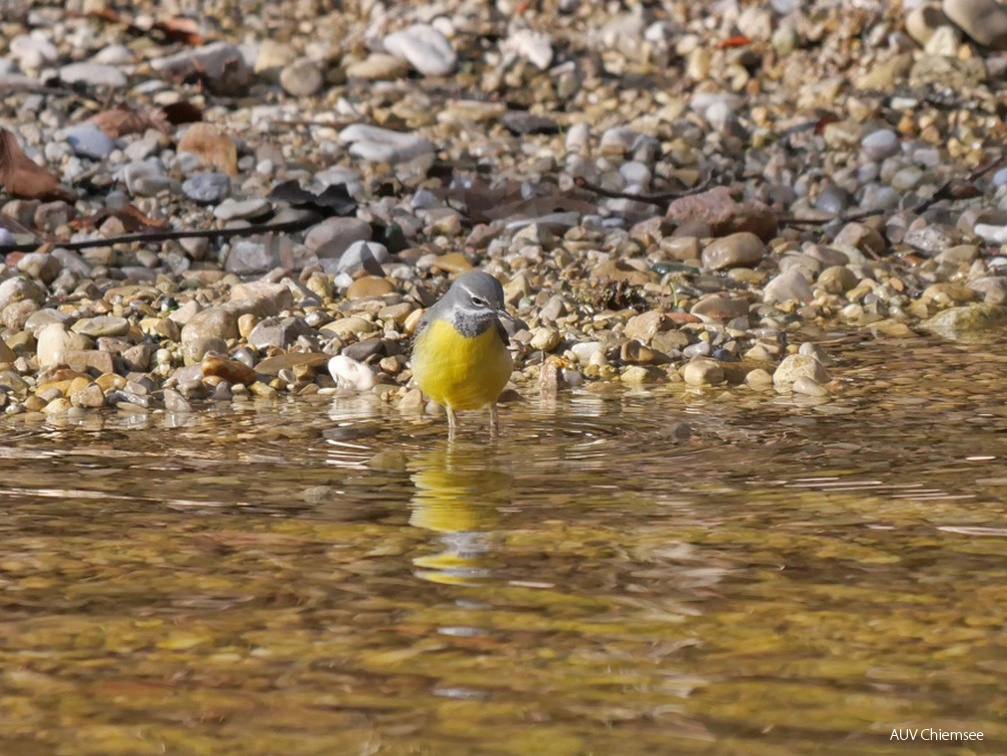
(780, 155, 1005, 230)
(268, 119, 353, 131)
(572, 174, 717, 207)
(0, 216, 318, 255)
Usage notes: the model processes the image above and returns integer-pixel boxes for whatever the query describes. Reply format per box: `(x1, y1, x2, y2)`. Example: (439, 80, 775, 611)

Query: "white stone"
(338, 124, 434, 164)
(36, 324, 91, 367)
(328, 355, 378, 391)
(503, 29, 554, 70)
(59, 62, 127, 88)
(10, 33, 58, 69)
(764, 269, 814, 304)
(383, 24, 457, 77)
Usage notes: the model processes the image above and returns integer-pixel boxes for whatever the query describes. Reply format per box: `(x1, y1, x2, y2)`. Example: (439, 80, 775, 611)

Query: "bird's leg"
(489, 403, 499, 439)
(447, 406, 457, 441)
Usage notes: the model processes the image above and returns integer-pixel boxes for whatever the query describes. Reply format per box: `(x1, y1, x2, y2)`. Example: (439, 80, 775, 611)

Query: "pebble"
(860, 129, 900, 161)
(943, 0, 1007, 49)
(280, 58, 324, 97)
(64, 124, 115, 160)
(69, 381, 106, 409)
(71, 316, 130, 338)
(764, 269, 814, 303)
(816, 266, 858, 294)
(701, 233, 766, 271)
(10, 33, 58, 69)
(150, 42, 252, 95)
(773, 354, 831, 386)
(182, 173, 231, 204)
(36, 324, 91, 367)
(345, 54, 411, 80)
(383, 24, 457, 76)
(59, 62, 127, 88)
(247, 317, 313, 349)
(325, 241, 390, 276)
(306, 217, 372, 255)
(338, 124, 435, 164)
(202, 355, 257, 385)
(17, 252, 60, 284)
(214, 198, 271, 221)
(346, 276, 395, 300)
(791, 375, 829, 397)
(122, 160, 174, 196)
(328, 355, 378, 391)
(691, 296, 750, 321)
(682, 359, 724, 386)
(503, 29, 554, 70)
(0, 277, 46, 311)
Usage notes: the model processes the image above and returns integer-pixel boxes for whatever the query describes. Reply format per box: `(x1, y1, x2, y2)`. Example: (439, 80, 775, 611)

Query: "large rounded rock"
(943, 0, 1007, 49)
(0, 276, 46, 311)
(773, 354, 830, 386)
(922, 303, 1007, 339)
(36, 324, 92, 367)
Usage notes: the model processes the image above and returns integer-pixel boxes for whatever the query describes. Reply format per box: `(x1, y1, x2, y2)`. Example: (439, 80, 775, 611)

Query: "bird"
(411, 271, 514, 438)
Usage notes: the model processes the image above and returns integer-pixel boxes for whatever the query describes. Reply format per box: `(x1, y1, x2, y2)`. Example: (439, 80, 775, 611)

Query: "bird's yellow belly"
(413, 319, 513, 411)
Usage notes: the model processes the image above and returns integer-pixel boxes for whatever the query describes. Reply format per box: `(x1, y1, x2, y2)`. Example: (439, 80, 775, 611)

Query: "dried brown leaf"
(151, 16, 205, 45)
(159, 101, 203, 125)
(71, 204, 170, 233)
(89, 105, 168, 138)
(176, 123, 237, 176)
(0, 128, 75, 202)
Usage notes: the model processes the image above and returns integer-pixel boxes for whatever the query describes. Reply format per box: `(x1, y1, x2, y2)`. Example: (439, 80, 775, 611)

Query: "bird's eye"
(471, 296, 487, 307)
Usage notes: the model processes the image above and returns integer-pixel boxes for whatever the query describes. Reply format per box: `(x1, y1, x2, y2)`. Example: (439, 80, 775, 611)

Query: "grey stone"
(280, 58, 324, 96)
(247, 316, 313, 349)
(329, 241, 390, 276)
(943, 0, 1007, 49)
(860, 129, 900, 161)
(71, 316, 130, 338)
(123, 160, 175, 196)
(64, 124, 115, 159)
(225, 240, 277, 275)
(182, 173, 231, 204)
(214, 198, 271, 221)
(306, 217, 372, 255)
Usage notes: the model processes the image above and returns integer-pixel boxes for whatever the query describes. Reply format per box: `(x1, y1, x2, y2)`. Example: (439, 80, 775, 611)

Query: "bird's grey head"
(444, 271, 511, 337)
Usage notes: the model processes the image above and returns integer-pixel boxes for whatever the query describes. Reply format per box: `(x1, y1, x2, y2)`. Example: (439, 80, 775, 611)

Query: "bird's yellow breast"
(412, 318, 513, 411)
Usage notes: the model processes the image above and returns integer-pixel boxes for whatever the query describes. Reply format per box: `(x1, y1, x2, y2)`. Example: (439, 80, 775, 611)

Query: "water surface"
(1, 334, 1005, 754)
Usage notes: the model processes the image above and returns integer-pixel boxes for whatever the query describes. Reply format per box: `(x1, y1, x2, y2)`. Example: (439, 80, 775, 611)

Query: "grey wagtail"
(411, 271, 514, 437)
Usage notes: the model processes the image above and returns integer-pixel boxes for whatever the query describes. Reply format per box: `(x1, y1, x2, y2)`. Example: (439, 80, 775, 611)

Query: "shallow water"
(1, 334, 1006, 755)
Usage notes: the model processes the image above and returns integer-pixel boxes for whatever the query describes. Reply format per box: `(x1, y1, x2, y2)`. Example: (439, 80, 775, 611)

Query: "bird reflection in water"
(408, 439, 514, 586)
